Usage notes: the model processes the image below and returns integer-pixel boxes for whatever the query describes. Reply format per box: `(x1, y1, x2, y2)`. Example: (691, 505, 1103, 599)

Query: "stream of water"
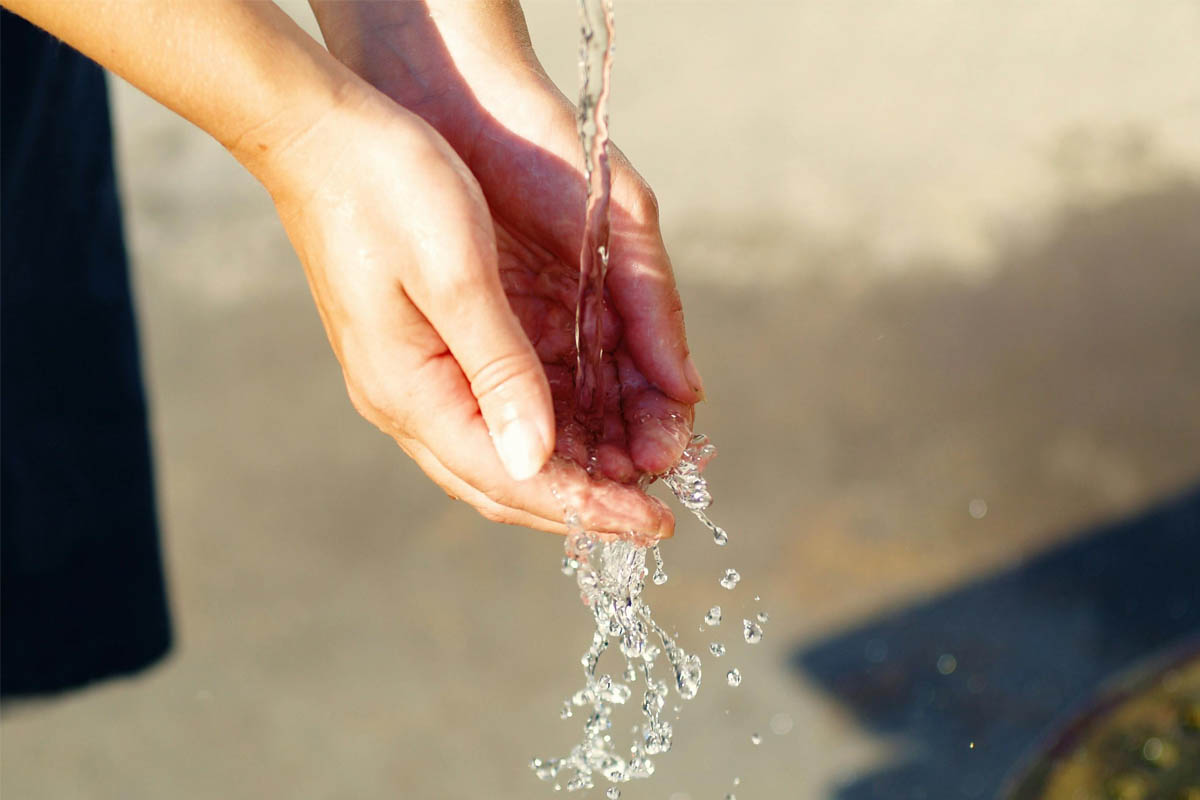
(571, 0, 616, 427)
(530, 0, 762, 792)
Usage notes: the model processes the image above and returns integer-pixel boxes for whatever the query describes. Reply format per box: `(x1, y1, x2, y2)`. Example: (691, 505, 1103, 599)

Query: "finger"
(545, 361, 635, 483)
(617, 350, 694, 474)
(598, 356, 637, 482)
(606, 165, 705, 405)
(404, 355, 674, 537)
(398, 436, 570, 534)
(401, 436, 675, 539)
(403, 222, 555, 482)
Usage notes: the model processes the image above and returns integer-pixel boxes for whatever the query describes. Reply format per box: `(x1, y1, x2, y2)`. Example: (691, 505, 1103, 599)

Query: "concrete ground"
(3, 2, 1199, 798)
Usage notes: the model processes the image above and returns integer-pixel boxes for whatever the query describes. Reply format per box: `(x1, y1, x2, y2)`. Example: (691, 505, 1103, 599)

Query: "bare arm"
(3, 0, 353, 183)
(2, 0, 672, 536)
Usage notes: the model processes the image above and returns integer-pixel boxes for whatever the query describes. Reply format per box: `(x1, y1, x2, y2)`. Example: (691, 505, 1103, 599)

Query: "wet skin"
(303, 1, 705, 537)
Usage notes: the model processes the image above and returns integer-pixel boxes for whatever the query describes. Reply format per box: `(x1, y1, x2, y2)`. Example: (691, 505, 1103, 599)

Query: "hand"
(3, 0, 679, 535)
(309, 1, 705, 536)
(260, 88, 681, 536)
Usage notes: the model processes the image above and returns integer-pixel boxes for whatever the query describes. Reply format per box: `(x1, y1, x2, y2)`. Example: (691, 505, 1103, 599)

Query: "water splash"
(534, 516, 703, 789)
(661, 434, 728, 545)
(535, 438, 732, 789)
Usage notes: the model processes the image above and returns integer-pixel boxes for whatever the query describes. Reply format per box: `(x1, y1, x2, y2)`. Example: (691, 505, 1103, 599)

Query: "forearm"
(308, 0, 537, 73)
(307, 0, 552, 126)
(3, 0, 359, 182)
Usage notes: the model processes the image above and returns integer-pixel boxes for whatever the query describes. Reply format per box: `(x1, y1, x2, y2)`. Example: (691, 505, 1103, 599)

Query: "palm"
(493, 217, 691, 481)
(467, 95, 698, 533)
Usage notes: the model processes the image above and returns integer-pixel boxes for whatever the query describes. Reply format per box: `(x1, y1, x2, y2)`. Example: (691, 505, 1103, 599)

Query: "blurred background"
(3, 1, 1199, 798)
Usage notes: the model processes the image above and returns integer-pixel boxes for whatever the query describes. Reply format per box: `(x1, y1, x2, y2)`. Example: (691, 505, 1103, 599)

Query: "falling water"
(572, 0, 615, 425)
(531, 0, 765, 791)
(533, 440, 718, 791)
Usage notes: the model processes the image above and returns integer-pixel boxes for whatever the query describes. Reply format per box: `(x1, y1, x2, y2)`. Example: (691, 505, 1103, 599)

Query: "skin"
(4, 0, 703, 538)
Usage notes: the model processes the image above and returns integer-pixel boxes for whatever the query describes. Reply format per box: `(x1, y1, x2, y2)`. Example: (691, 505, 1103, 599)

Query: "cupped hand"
(309, 2, 705, 536)
(262, 88, 686, 536)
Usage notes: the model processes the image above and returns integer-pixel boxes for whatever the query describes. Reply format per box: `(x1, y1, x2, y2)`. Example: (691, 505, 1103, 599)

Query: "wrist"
(242, 78, 456, 223)
(308, 0, 545, 114)
(227, 67, 365, 194)
(218, 32, 371, 192)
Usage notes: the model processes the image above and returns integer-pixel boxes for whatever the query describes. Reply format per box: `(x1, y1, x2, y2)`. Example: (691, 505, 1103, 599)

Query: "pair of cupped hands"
(272, 3, 702, 537)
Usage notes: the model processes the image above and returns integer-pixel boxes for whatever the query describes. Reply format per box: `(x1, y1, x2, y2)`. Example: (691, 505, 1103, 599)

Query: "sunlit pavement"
(3, 4, 1199, 798)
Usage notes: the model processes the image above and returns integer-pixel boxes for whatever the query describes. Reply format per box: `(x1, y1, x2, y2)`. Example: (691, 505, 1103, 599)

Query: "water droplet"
(561, 702, 573, 719)
(712, 527, 728, 546)
(726, 668, 742, 687)
(756, 611, 769, 624)
(650, 544, 668, 584)
(674, 654, 702, 700)
(719, 568, 741, 590)
(531, 757, 560, 782)
(742, 619, 763, 644)
(607, 788, 621, 799)
(725, 794, 737, 800)
(704, 606, 722, 626)
(709, 642, 725, 657)
(968, 498, 988, 519)
(936, 653, 958, 675)
(750, 732, 762, 745)
(733, 777, 741, 786)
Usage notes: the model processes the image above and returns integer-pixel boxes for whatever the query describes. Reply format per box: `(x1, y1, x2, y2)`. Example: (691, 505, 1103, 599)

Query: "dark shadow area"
(791, 486, 1200, 800)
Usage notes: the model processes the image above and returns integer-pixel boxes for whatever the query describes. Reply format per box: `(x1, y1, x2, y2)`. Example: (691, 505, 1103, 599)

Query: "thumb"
(409, 262, 555, 482)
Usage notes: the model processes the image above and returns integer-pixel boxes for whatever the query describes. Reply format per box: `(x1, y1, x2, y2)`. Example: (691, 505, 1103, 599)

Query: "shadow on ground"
(791, 487, 1200, 800)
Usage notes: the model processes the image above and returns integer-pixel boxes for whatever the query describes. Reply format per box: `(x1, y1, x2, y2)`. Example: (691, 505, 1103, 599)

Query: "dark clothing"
(2, 10, 171, 695)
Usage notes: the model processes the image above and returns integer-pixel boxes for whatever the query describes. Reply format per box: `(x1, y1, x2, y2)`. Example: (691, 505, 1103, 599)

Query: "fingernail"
(495, 417, 548, 481)
(683, 355, 706, 400)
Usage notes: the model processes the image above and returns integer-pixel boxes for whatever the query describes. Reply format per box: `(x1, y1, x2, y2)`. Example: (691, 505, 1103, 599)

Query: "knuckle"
(629, 181, 661, 224)
(344, 373, 413, 436)
(345, 378, 382, 421)
(468, 350, 541, 404)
